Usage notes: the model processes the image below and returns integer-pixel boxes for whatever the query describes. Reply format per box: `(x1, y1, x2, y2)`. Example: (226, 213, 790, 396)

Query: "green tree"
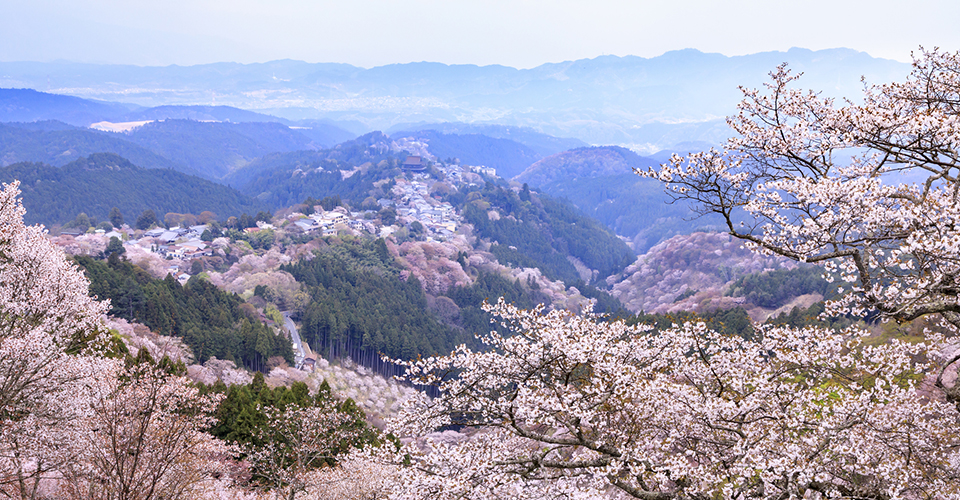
(109, 207, 124, 228)
(105, 236, 125, 257)
(136, 209, 158, 230)
(72, 212, 91, 231)
(379, 207, 397, 226)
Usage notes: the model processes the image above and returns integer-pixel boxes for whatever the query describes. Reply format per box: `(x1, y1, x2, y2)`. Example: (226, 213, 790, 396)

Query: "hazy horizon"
(1, 0, 955, 69)
(0, 46, 902, 71)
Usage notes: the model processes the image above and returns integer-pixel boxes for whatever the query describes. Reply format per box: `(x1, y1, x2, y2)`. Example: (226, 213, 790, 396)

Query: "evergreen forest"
(75, 254, 294, 371)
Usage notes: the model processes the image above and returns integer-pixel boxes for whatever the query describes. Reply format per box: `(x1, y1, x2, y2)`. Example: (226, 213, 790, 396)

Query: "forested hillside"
(225, 131, 402, 205)
(120, 119, 318, 179)
(76, 254, 294, 371)
(516, 146, 727, 251)
(0, 153, 264, 225)
(282, 239, 466, 368)
(456, 181, 635, 284)
(0, 88, 135, 125)
(0, 122, 188, 171)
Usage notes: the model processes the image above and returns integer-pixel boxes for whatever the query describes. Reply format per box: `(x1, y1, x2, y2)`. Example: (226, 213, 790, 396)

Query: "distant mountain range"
(0, 92, 359, 180)
(0, 49, 910, 149)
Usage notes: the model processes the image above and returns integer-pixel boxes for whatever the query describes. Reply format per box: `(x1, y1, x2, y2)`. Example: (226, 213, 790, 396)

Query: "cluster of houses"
(140, 225, 213, 260)
(64, 156, 487, 281)
(288, 209, 369, 236)
(435, 162, 465, 183)
(393, 179, 460, 237)
(471, 165, 496, 177)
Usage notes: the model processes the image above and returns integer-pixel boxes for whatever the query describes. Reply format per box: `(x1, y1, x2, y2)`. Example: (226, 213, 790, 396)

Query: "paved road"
(281, 311, 305, 369)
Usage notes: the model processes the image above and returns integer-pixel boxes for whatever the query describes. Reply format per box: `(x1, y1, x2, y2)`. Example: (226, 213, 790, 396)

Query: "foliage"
(283, 239, 465, 367)
(726, 265, 837, 308)
(229, 227, 276, 251)
(624, 306, 755, 339)
(204, 375, 373, 449)
(137, 208, 159, 230)
(442, 270, 550, 337)
(0, 153, 265, 226)
(460, 181, 634, 284)
(645, 49, 960, 332)
(765, 301, 858, 331)
(378, 300, 960, 499)
(0, 180, 112, 496)
(59, 352, 228, 500)
(202, 375, 376, 499)
(610, 231, 791, 315)
(225, 132, 402, 207)
(75, 254, 293, 371)
(109, 206, 124, 227)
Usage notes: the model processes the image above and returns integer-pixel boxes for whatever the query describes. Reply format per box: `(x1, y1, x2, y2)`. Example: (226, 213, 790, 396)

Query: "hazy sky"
(1, 0, 956, 68)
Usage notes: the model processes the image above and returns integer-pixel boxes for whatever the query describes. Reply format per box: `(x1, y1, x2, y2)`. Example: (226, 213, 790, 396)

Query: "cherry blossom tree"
(245, 401, 370, 500)
(0, 181, 112, 497)
(298, 457, 399, 500)
(58, 359, 229, 500)
(381, 299, 960, 499)
(0, 181, 235, 500)
(645, 50, 960, 328)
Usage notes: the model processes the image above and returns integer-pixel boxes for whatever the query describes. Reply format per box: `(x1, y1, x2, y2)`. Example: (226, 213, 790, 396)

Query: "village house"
(293, 219, 319, 234)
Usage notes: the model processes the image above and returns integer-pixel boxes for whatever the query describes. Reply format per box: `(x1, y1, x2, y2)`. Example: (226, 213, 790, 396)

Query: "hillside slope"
(0, 153, 264, 225)
(120, 119, 318, 179)
(0, 88, 135, 125)
(516, 146, 725, 252)
(608, 232, 831, 321)
(0, 122, 188, 172)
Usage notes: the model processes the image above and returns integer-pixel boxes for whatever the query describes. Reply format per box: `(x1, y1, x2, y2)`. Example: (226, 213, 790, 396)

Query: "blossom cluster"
(377, 299, 960, 499)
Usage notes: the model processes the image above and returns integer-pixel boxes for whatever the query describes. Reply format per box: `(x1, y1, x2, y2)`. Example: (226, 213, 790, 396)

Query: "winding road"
(281, 311, 305, 369)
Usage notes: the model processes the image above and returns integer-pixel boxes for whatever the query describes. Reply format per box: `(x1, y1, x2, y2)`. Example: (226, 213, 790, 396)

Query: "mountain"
(388, 122, 587, 157)
(608, 232, 833, 323)
(514, 146, 723, 252)
(458, 181, 635, 285)
(0, 153, 265, 225)
(0, 88, 137, 126)
(516, 146, 654, 186)
(0, 94, 356, 179)
(224, 132, 402, 207)
(0, 49, 909, 148)
(391, 129, 542, 179)
(118, 119, 318, 179)
(117, 104, 286, 123)
(0, 122, 189, 172)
